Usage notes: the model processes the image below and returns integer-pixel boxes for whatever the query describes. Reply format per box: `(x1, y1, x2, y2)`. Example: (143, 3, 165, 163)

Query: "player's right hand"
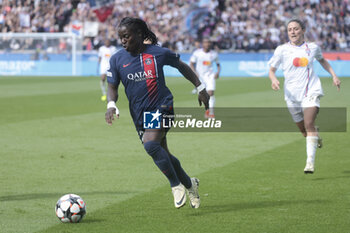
(271, 79, 280, 90)
(105, 108, 119, 125)
(333, 76, 341, 91)
(198, 89, 210, 110)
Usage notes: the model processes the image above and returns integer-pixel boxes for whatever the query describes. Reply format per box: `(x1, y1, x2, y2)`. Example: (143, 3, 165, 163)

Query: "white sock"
(306, 136, 318, 163)
(209, 95, 215, 115)
(100, 80, 106, 95)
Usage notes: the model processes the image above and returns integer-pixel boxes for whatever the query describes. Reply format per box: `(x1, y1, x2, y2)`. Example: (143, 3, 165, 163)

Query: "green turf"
(0, 76, 349, 233)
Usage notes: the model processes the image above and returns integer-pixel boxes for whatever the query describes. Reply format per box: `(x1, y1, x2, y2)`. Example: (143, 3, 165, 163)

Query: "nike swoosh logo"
(123, 63, 131, 68)
(176, 193, 185, 206)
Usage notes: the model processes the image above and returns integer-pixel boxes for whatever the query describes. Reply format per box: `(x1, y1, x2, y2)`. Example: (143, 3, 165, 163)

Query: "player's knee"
(304, 121, 315, 132)
(144, 141, 161, 156)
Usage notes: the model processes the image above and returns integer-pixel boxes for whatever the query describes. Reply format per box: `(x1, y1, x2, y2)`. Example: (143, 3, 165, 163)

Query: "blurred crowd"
(0, 0, 349, 52)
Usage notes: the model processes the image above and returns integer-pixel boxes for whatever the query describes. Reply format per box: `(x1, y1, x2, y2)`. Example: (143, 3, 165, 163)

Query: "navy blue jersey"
(107, 45, 180, 128)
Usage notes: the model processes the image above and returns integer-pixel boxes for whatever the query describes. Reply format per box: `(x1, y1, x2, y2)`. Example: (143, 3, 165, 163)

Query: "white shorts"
(286, 95, 321, 123)
(100, 62, 109, 75)
(200, 73, 216, 91)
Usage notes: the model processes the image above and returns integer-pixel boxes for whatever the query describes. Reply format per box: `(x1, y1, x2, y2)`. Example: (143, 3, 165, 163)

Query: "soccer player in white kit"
(268, 19, 341, 174)
(190, 38, 221, 118)
(98, 39, 117, 101)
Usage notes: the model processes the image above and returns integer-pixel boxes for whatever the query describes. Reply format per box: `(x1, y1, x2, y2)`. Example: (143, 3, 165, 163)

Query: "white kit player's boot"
(304, 161, 315, 174)
(172, 184, 186, 209)
(187, 177, 200, 208)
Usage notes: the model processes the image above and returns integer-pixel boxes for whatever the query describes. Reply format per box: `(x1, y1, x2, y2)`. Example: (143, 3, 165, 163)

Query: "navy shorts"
(136, 105, 174, 143)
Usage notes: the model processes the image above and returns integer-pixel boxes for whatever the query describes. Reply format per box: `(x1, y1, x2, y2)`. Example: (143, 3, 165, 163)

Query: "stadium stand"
(0, 0, 349, 52)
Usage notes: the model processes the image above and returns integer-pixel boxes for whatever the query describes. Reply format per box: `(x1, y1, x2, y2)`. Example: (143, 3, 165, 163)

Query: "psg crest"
(145, 58, 153, 65)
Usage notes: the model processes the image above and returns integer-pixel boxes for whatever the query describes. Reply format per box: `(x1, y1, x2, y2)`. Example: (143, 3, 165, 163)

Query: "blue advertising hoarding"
(0, 53, 349, 77)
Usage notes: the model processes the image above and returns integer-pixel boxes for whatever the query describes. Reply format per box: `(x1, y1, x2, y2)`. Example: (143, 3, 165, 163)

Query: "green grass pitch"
(0, 75, 349, 233)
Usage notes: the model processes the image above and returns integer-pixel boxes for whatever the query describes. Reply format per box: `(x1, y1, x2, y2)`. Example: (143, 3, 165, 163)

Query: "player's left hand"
(198, 89, 210, 110)
(333, 76, 341, 91)
(214, 73, 219, 80)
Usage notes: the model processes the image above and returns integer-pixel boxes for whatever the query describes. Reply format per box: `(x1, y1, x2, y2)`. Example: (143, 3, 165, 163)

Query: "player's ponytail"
(119, 17, 158, 45)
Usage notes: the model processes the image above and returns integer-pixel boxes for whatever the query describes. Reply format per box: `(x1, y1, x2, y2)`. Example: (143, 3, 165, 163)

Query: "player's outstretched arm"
(105, 83, 119, 125)
(269, 67, 280, 90)
(318, 58, 341, 91)
(177, 60, 210, 109)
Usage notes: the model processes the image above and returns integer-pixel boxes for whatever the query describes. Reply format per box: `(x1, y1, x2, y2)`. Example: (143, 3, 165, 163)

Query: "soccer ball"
(55, 194, 86, 223)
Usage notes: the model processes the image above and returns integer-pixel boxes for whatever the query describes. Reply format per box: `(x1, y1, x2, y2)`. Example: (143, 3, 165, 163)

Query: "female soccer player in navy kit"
(105, 17, 210, 209)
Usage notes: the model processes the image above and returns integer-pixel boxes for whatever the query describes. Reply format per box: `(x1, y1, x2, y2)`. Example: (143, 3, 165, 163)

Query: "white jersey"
(268, 42, 324, 102)
(190, 48, 219, 77)
(98, 45, 117, 74)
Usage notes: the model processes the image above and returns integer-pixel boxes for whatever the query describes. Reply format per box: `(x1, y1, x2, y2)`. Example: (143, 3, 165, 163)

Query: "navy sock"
(144, 141, 180, 187)
(169, 154, 192, 189)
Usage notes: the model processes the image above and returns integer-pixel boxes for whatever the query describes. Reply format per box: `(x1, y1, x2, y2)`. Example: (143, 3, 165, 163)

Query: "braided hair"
(119, 17, 158, 45)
